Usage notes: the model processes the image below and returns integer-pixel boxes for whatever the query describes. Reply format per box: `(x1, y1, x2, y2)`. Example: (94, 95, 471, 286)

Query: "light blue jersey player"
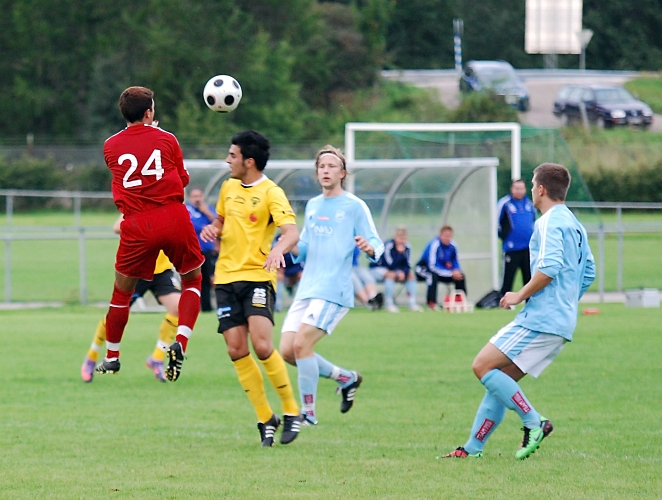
(280, 144, 383, 425)
(442, 162, 595, 461)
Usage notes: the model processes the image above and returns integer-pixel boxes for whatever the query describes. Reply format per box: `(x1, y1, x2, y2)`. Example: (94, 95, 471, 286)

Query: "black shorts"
(131, 269, 181, 306)
(215, 281, 275, 333)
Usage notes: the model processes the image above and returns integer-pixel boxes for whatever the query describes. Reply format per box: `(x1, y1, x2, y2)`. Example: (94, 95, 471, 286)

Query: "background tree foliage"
(1, 0, 660, 145)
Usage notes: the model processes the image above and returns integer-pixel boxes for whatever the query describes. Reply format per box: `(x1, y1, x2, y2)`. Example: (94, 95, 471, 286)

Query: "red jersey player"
(96, 86, 204, 382)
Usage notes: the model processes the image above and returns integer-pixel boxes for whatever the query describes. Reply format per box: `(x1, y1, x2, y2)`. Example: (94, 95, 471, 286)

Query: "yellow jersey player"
(200, 130, 302, 447)
(81, 216, 181, 382)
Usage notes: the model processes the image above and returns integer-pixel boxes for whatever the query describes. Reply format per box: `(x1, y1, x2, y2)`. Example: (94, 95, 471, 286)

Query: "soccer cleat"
(95, 358, 120, 375)
(437, 447, 483, 459)
(409, 304, 424, 312)
(145, 356, 167, 383)
(515, 416, 553, 460)
(302, 414, 318, 426)
(165, 341, 184, 382)
(386, 304, 400, 313)
(338, 371, 363, 413)
(257, 414, 281, 447)
(280, 414, 304, 445)
(428, 301, 440, 311)
(81, 357, 96, 383)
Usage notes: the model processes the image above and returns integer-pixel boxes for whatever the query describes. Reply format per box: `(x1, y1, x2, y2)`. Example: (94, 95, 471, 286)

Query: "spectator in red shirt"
(97, 86, 204, 382)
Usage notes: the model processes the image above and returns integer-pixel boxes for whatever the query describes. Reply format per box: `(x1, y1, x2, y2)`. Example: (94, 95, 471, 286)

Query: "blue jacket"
(370, 238, 411, 275)
(418, 237, 461, 278)
(186, 202, 217, 253)
(497, 194, 535, 252)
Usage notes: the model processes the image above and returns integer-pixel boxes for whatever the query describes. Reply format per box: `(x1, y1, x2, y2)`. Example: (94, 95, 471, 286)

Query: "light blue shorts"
(490, 321, 567, 378)
(282, 299, 349, 335)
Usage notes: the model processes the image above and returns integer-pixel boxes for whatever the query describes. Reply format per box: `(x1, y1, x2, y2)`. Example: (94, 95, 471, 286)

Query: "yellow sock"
(152, 313, 177, 361)
(86, 318, 106, 362)
(259, 350, 299, 416)
(232, 354, 274, 423)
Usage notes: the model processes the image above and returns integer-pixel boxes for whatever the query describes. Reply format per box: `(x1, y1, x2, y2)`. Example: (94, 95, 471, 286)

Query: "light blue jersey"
(514, 204, 595, 341)
(293, 192, 384, 308)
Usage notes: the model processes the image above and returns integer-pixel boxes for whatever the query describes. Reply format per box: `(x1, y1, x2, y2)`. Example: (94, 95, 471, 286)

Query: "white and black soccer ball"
(203, 75, 242, 113)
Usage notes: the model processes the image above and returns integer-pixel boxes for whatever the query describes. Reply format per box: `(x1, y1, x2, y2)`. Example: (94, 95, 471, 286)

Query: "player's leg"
(146, 283, 180, 382)
(97, 272, 138, 374)
(217, 283, 279, 446)
(500, 252, 517, 295)
(520, 250, 532, 287)
(426, 272, 440, 309)
(161, 203, 206, 381)
(473, 325, 562, 459)
(200, 251, 215, 312)
(292, 323, 326, 425)
(81, 318, 106, 382)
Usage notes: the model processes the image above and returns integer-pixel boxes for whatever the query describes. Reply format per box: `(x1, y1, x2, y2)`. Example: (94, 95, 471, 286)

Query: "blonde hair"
(315, 144, 347, 187)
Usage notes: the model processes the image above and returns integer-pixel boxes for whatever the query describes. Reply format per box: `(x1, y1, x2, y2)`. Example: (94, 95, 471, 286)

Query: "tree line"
(1, 0, 659, 144)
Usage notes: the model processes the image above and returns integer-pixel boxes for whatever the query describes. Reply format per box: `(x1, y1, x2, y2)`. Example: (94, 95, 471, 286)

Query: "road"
(381, 69, 662, 131)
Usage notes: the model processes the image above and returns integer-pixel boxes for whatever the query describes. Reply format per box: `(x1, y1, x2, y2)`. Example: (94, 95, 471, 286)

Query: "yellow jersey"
(154, 250, 173, 275)
(214, 176, 296, 287)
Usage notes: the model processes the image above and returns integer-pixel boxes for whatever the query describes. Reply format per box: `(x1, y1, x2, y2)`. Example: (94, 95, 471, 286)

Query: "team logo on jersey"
(217, 306, 232, 319)
(249, 213, 257, 222)
(313, 225, 333, 236)
(335, 210, 345, 221)
(252, 287, 267, 307)
(251, 197, 260, 207)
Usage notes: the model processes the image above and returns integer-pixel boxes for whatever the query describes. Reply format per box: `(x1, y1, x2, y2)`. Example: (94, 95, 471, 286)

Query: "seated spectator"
(370, 226, 422, 313)
(415, 225, 467, 311)
(352, 246, 383, 310)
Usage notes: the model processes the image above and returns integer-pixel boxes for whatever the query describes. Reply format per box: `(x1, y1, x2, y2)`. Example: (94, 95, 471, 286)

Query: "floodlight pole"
(578, 29, 593, 71)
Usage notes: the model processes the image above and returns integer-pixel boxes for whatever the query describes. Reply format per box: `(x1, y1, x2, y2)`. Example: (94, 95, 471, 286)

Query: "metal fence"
(1, 190, 661, 305)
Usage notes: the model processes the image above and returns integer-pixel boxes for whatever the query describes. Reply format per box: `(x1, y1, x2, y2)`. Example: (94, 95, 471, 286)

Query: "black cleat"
(165, 341, 184, 382)
(280, 414, 304, 445)
(339, 371, 362, 413)
(95, 358, 120, 375)
(257, 414, 281, 447)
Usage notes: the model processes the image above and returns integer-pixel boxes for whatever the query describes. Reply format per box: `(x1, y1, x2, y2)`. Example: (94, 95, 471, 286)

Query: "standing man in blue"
(497, 179, 536, 296)
(186, 188, 218, 312)
(279, 144, 384, 425)
(415, 225, 467, 310)
(441, 163, 595, 460)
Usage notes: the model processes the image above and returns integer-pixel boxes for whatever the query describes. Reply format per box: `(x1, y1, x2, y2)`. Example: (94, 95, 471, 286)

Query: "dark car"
(554, 84, 653, 129)
(459, 60, 530, 112)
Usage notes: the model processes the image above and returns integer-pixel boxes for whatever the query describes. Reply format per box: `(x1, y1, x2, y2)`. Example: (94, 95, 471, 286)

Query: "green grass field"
(1, 304, 660, 499)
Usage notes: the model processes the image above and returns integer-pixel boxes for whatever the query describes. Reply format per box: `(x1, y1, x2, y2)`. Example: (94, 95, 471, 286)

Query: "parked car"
(554, 84, 653, 129)
(459, 60, 530, 112)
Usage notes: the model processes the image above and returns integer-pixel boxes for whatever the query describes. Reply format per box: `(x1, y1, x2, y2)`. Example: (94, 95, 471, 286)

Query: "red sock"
(105, 285, 134, 359)
(177, 275, 202, 352)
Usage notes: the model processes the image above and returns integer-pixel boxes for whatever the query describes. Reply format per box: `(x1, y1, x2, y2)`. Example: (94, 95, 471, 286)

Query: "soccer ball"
(203, 75, 242, 113)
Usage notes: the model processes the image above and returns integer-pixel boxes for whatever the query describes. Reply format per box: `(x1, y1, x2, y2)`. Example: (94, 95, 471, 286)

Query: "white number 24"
(119, 149, 164, 188)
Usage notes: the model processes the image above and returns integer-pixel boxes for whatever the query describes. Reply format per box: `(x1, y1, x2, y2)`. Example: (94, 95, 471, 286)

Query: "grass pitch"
(0, 304, 659, 499)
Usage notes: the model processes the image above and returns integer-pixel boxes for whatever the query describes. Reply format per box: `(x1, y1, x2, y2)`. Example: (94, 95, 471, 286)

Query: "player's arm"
(265, 223, 299, 271)
(580, 238, 596, 299)
(355, 201, 384, 262)
(172, 138, 189, 188)
(112, 214, 124, 234)
(200, 215, 224, 242)
(500, 270, 553, 308)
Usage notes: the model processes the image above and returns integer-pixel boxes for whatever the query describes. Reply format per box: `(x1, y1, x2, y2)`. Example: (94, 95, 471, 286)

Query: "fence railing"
(1, 190, 661, 304)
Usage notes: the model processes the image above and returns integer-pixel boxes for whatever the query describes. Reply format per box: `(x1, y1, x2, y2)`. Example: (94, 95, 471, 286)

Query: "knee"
(472, 356, 489, 380)
(280, 343, 295, 365)
(226, 344, 248, 361)
(251, 338, 274, 360)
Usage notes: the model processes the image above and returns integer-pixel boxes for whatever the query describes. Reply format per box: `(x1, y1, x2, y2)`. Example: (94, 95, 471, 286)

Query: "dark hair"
(231, 130, 270, 171)
(533, 163, 571, 201)
(118, 86, 154, 123)
(440, 225, 453, 233)
(511, 178, 526, 187)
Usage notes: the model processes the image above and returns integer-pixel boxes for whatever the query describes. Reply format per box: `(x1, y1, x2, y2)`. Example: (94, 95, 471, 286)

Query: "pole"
(79, 228, 87, 306)
(453, 19, 464, 73)
(4, 237, 11, 303)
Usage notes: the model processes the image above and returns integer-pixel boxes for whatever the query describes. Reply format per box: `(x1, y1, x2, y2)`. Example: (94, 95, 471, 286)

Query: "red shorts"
(116, 203, 204, 281)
